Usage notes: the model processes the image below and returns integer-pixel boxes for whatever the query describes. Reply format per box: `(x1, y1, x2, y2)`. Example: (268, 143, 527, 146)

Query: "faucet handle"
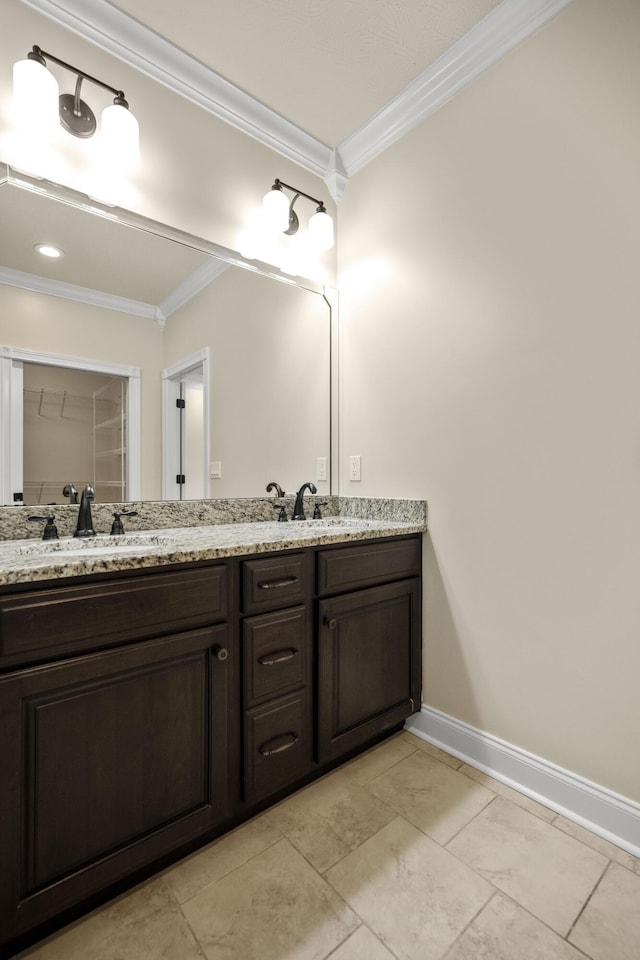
(272, 503, 288, 522)
(313, 501, 328, 520)
(110, 510, 138, 536)
(28, 514, 59, 540)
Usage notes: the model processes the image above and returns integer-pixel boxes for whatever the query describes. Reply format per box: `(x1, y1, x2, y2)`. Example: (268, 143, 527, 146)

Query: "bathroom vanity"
(0, 509, 423, 953)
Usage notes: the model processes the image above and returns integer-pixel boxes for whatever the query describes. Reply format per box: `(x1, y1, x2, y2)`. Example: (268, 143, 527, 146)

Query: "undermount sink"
(289, 518, 362, 528)
(18, 533, 176, 558)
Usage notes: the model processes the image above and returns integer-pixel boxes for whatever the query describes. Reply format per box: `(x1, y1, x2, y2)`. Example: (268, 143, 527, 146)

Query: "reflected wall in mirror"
(0, 164, 333, 503)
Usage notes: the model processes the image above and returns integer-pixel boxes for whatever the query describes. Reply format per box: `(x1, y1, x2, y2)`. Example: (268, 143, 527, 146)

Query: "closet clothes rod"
(23, 388, 114, 417)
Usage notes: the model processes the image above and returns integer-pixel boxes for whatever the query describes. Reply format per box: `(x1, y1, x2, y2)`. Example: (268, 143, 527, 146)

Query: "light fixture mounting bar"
(29, 45, 127, 101)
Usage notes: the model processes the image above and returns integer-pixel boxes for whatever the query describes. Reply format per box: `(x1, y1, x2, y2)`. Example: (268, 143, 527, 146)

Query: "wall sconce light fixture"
(13, 45, 139, 170)
(263, 178, 334, 252)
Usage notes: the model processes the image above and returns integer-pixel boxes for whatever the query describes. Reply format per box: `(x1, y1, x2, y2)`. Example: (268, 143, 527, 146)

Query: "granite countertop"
(0, 515, 425, 587)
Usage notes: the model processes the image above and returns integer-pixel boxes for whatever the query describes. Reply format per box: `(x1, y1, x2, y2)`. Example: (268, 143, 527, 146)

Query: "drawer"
(317, 537, 421, 596)
(242, 553, 308, 614)
(243, 606, 309, 707)
(0, 564, 228, 667)
(244, 690, 311, 804)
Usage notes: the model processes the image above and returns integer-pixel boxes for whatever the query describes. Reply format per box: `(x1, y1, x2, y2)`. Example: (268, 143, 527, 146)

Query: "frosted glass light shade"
(12, 58, 59, 134)
(308, 208, 334, 252)
(262, 187, 290, 232)
(101, 102, 139, 171)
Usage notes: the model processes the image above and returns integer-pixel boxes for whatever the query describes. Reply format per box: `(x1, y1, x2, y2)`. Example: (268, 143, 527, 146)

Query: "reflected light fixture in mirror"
(263, 178, 334, 253)
(12, 45, 139, 172)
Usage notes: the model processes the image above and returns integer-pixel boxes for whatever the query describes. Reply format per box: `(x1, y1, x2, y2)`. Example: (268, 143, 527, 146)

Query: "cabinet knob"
(326, 618, 338, 630)
(214, 646, 229, 662)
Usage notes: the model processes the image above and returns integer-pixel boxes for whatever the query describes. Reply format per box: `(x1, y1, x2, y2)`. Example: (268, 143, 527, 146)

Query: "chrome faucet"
(292, 482, 317, 521)
(74, 485, 96, 538)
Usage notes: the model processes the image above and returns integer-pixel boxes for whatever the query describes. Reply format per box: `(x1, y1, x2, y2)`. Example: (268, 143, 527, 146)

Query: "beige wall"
(338, 0, 640, 801)
(0, 284, 163, 498)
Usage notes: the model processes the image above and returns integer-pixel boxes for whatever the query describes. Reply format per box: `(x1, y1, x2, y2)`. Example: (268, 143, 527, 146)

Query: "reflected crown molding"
(20, 0, 573, 197)
(160, 258, 230, 322)
(0, 264, 165, 326)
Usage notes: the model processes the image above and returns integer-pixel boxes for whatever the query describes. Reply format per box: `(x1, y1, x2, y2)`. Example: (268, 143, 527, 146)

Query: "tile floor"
(16, 732, 640, 960)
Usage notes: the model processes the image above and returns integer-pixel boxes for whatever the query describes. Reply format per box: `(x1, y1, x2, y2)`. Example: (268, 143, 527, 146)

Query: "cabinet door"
(318, 579, 421, 763)
(0, 625, 230, 945)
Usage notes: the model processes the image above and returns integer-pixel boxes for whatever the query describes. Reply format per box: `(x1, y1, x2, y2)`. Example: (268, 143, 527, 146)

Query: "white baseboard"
(405, 705, 640, 858)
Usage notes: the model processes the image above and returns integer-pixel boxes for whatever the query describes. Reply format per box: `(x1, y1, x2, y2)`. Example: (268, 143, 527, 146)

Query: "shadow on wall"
(422, 532, 481, 730)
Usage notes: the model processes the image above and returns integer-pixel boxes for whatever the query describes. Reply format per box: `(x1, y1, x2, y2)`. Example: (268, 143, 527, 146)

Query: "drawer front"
(0, 564, 228, 667)
(243, 606, 309, 707)
(242, 553, 308, 614)
(244, 691, 311, 804)
(317, 536, 421, 596)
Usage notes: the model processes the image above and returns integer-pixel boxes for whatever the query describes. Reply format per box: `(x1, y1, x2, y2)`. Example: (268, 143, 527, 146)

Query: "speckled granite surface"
(0, 498, 426, 585)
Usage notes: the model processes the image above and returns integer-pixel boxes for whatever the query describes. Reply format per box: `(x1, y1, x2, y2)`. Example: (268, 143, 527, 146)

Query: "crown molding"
(0, 264, 163, 324)
(160, 257, 229, 320)
(19, 0, 574, 191)
(19, 0, 333, 179)
(338, 0, 575, 176)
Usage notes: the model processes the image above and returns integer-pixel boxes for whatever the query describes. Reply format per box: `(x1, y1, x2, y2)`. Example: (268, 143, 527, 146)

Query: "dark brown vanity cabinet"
(317, 538, 422, 763)
(240, 552, 313, 804)
(0, 563, 231, 946)
(0, 534, 422, 953)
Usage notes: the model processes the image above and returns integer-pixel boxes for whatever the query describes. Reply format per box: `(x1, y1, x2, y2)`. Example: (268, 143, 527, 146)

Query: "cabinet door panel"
(0, 625, 230, 942)
(318, 579, 421, 763)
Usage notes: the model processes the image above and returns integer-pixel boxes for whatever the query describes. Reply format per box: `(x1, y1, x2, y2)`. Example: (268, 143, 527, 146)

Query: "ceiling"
(108, 0, 502, 146)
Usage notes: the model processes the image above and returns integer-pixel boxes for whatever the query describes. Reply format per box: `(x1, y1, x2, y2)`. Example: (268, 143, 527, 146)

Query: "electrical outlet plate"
(317, 457, 328, 482)
(349, 455, 361, 481)
(209, 461, 222, 479)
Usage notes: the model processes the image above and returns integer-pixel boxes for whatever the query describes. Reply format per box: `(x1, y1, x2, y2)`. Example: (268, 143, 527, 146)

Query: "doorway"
(0, 346, 141, 506)
(161, 348, 209, 500)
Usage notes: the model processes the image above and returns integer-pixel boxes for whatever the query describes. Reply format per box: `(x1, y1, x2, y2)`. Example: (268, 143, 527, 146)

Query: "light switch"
(210, 461, 222, 479)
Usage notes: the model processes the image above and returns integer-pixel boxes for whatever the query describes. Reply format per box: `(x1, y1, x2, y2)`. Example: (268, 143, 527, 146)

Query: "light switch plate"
(209, 461, 222, 479)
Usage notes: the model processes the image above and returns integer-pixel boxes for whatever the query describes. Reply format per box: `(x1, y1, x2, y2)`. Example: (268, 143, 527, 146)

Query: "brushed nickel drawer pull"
(258, 577, 300, 590)
(258, 733, 299, 757)
(258, 648, 299, 666)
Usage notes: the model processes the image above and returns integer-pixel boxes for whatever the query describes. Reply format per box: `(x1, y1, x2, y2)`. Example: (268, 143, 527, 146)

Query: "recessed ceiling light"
(34, 243, 64, 258)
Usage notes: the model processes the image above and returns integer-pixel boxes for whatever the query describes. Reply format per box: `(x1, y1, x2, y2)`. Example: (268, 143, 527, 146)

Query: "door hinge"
(176, 398, 186, 409)
(176, 474, 186, 485)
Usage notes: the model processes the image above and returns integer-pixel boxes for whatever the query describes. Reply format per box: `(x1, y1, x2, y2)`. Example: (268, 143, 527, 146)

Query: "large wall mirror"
(0, 163, 335, 505)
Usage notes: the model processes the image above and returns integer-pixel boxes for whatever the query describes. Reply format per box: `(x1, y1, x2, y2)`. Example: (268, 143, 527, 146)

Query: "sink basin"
(18, 533, 176, 558)
(289, 518, 362, 528)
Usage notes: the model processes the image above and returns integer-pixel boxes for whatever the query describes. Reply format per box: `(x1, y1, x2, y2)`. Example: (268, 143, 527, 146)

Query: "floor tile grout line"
(172, 830, 285, 908)
(439, 889, 500, 960)
(549, 814, 640, 872)
(442, 792, 501, 849)
(564, 858, 612, 945)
